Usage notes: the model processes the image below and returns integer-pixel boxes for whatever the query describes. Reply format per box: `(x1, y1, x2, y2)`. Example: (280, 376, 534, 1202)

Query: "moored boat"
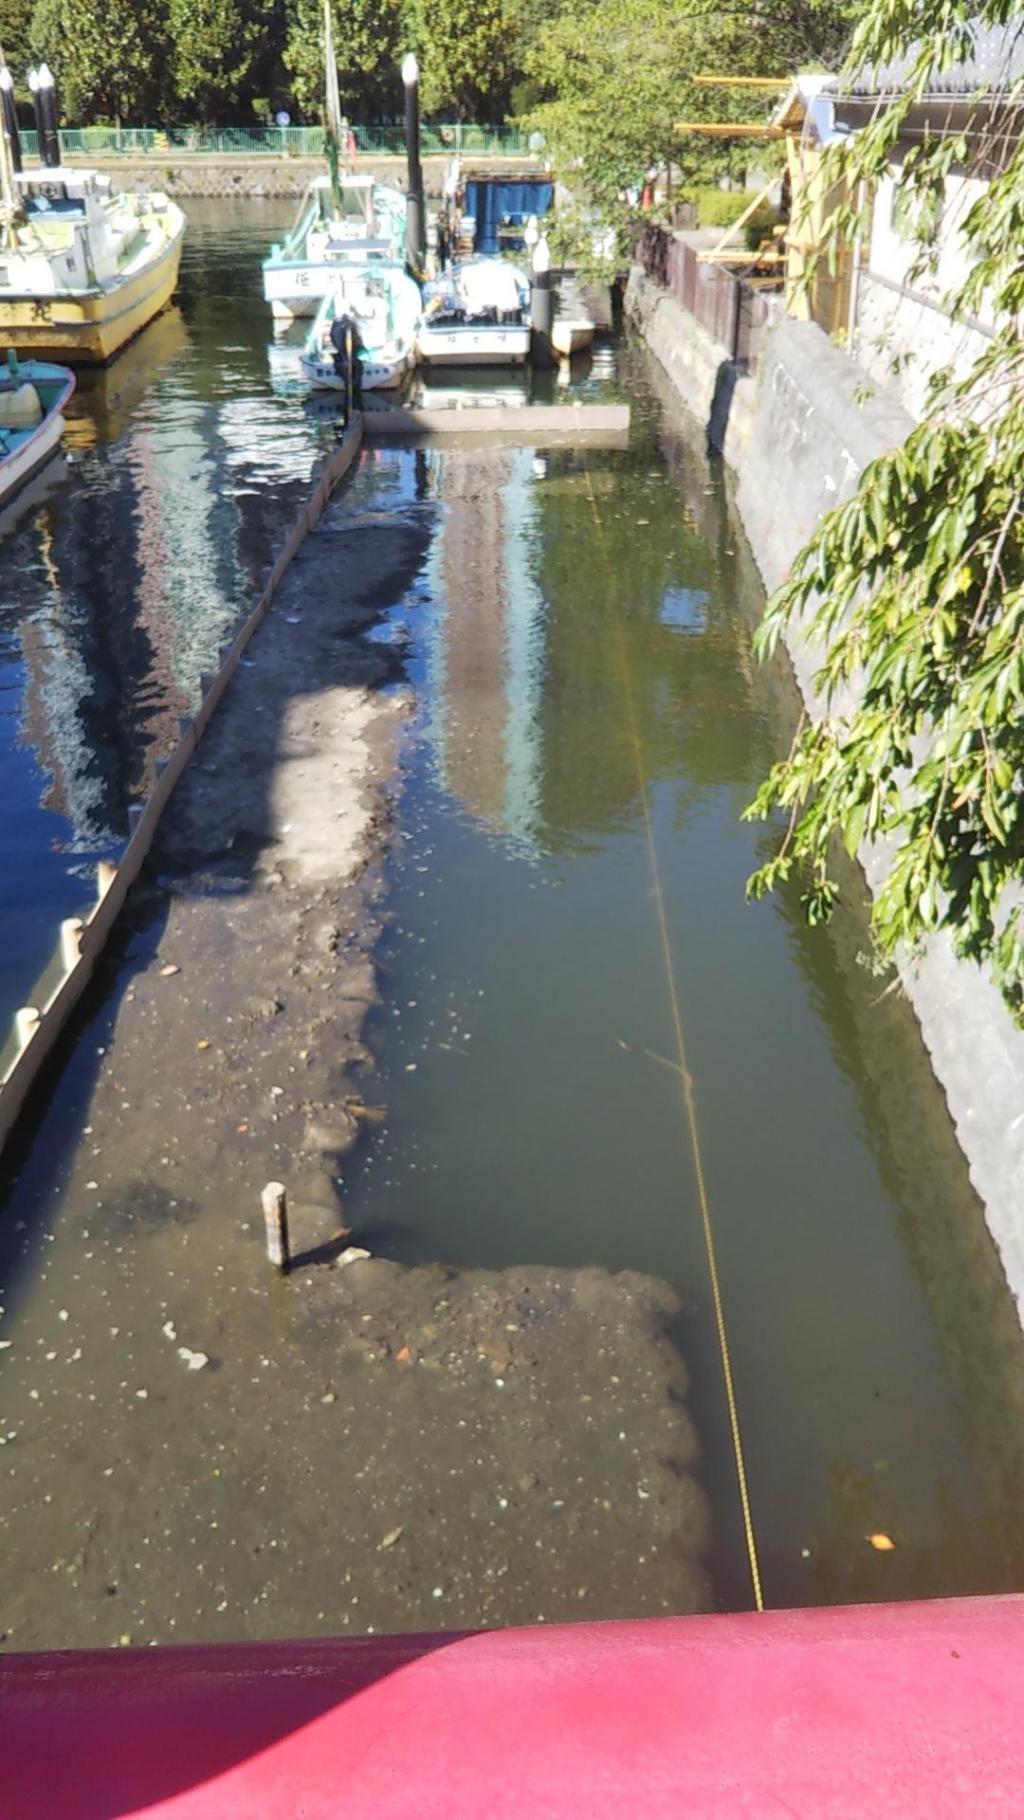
(417, 258, 531, 367)
(0, 167, 185, 365)
(0, 349, 73, 506)
(263, 3, 405, 324)
(263, 174, 407, 323)
(300, 264, 421, 392)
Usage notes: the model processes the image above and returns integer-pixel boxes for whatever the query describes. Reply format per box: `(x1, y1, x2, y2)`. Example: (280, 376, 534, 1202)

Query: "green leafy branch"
(746, 0, 1024, 1020)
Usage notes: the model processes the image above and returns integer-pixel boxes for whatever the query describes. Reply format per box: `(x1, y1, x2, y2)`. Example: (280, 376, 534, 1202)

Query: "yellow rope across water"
(581, 460, 765, 1614)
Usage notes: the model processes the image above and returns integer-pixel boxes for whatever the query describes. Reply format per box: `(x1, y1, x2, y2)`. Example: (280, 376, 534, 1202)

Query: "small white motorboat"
(417, 259, 531, 367)
(300, 264, 421, 392)
(0, 350, 73, 508)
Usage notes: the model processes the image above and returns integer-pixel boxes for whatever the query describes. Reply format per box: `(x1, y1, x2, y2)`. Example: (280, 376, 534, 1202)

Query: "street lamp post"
(402, 54, 426, 275)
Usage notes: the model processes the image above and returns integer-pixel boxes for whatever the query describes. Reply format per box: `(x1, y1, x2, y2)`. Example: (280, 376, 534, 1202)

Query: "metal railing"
(19, 123, 533, 159)
(636, 222, 779, 374)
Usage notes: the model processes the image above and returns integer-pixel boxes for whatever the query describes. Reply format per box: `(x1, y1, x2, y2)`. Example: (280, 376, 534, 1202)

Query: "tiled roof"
(844, 17, 1024, 98)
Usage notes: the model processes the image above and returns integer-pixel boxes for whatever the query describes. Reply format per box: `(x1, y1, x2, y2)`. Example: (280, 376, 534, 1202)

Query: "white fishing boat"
(262, 174, 407, 322)
(0, 351, 73, 506)
(417, 259, 531, 367)
(262, 1, 405, 322)
(300, 263, 421, 392)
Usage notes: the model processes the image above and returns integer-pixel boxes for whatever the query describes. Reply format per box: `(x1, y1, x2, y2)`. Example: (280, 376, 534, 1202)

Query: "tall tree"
(283, 0, 405, 124)
(523, 0, 864, 263)
(0, 0, 34, 91)
(746, 6, 1024, 1020)
(30, 0, 170, 122)
(169, 0, 284, 123)
(406, 0, 514, 121)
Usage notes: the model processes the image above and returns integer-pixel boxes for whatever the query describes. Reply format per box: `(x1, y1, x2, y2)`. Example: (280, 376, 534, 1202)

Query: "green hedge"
(686, 185, 779, 249)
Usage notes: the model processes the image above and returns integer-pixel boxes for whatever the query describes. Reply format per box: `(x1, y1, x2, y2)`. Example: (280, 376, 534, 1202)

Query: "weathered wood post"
(15, 1007, 40, 1051)
(60, 918, 84, 973)
(261, 1181, 290, 1274)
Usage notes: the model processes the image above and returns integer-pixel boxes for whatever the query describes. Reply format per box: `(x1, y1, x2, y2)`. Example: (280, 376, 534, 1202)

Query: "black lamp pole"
(0, 68, 22, 172)
(402, 54, 425, 275)
(37, 65, 61, 167)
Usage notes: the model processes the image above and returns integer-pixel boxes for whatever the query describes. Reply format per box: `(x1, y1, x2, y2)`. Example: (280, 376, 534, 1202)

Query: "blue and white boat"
(0, 351, 73, 508)
(263, 173, 407, 323)
(299, 263, 421, 392)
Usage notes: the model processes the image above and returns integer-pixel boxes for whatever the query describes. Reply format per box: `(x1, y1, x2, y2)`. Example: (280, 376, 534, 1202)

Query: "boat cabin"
(287, 174, 406, 265)
(3, 169, 156, 295)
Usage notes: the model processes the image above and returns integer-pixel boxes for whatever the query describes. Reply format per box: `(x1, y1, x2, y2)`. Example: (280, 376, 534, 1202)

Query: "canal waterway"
(0, 202, 1023, 1644)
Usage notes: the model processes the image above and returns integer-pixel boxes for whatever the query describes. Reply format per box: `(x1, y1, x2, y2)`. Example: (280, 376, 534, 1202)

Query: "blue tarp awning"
(465, 178, 554, 255)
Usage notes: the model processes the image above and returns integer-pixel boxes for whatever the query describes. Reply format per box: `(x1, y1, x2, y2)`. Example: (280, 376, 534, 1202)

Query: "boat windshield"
(320, 183, 377, 229)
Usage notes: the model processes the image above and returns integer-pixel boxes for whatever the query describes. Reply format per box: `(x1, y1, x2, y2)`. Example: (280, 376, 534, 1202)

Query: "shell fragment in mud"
(336, 1247, 372, 1269)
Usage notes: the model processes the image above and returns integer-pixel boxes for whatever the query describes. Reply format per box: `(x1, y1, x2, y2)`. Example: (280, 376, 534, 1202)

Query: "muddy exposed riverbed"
(0, 469, 710, 1650)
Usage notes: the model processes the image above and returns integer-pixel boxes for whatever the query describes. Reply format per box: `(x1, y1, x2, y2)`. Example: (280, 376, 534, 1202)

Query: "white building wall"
(853, 169, 995, 419)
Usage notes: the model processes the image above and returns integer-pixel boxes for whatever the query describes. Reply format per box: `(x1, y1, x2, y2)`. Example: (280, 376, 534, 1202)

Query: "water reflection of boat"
(0, 167, 185, 365)
(266, 335, 307, 398)
(416, 373, 531, 411)
(0, 444, 66, 537)
(63, 305, 189, 450)
(0, 355, 73, 510)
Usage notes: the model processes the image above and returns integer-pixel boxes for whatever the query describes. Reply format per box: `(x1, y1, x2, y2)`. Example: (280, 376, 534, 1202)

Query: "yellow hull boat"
(0, 171, 186, 366)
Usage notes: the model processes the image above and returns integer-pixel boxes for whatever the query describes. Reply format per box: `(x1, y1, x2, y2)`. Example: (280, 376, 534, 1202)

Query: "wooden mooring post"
(261, 1181, 290, 1274)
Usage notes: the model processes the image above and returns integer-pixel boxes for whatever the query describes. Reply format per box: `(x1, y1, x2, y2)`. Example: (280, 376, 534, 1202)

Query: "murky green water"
(326, 405, 1024, 1613)
(1, 203, 1024, 1634)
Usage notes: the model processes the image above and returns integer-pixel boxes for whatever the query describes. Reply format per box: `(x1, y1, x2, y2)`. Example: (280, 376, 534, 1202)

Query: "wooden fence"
(636, 223, 779, 373)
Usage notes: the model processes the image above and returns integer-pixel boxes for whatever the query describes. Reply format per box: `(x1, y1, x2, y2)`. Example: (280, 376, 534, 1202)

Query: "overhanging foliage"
(745, 2, 1024, 1018)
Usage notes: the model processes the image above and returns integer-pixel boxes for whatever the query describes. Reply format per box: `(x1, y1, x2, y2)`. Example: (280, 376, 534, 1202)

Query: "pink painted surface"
(4, 1596, 1024, 1818)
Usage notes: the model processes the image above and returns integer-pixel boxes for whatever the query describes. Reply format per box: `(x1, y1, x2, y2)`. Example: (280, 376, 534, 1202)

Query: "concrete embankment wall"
(626, 266, 1024, 1322)
(53, 152, 539, 200)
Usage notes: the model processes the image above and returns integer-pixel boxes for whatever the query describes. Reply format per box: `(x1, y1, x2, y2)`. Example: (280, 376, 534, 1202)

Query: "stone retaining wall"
(626, 264, 1024, 1325)
(59, 153, 538, 201)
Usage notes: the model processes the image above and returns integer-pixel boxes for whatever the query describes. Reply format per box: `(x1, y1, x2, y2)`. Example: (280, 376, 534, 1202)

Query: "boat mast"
(323, 0, 343, 219)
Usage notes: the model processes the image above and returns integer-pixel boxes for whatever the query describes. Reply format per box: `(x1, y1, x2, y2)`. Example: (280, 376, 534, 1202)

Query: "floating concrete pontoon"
(361, 401, 630, 445)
